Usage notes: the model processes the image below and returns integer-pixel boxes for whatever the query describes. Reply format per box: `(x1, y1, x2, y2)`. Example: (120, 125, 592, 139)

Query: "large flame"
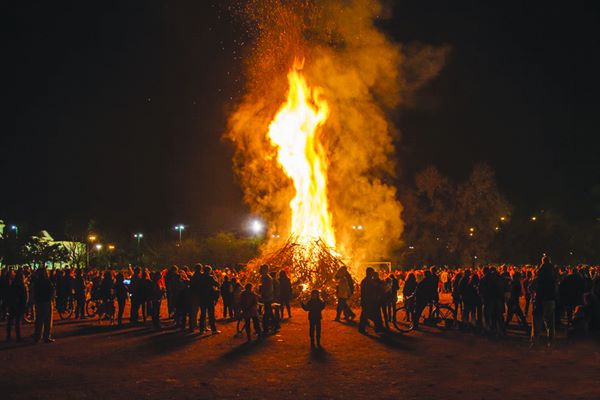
(267, 61, 336, 248)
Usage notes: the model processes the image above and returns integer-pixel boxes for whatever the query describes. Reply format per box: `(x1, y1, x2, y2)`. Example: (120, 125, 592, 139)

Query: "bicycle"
(57, 296, 74, 320)
(394, 294, 457, 332)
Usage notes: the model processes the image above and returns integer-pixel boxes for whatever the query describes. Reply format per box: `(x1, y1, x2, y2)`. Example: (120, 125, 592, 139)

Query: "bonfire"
(245, 60, 350, 297)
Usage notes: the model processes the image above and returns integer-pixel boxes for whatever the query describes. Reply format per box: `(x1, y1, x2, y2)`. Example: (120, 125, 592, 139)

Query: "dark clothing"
(34, 279, 55, 304)
(359, 277, 384, 333)
(301, 298, 326, 321)
(34, 301, 53, 342)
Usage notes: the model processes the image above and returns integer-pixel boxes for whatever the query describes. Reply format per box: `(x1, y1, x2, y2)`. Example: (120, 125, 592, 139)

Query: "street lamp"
(133, 233, 143, 267)
(107, 244, 115, 268)
(86, 234, 97, 268)
(249, 219, 264, 236)
(174, 225, 185, 245)
(10, 225, 18, 239)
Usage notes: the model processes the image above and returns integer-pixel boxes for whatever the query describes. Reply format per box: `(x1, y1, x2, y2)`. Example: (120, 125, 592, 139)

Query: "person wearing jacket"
(33, 268, 55, 343)
(197, 266, 220, 334)
(6, 270, 28, 342)
(334, 266, 355, 321)
(239, 283, 261, 342)
(278, 270, 292, 319)
(301, 289, 326, 348)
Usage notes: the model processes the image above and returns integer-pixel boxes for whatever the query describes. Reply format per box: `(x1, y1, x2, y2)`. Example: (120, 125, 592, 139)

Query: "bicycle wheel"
(23, 308, 34, 324)
(58, 300, 73, 320)
(86, 299, 98, 318)
(434, 304, 457, 330)
(393, 305, 414, 332)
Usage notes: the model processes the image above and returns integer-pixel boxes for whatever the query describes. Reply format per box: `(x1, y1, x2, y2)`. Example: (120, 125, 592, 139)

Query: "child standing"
(239, 283, 262, 342)
(301, 289, 326, 348)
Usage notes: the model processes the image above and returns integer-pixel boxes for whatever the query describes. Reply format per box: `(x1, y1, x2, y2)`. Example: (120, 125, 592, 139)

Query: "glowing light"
(250, 219, 264, 235)
(531, 216, 537, 221)
(88, 235, 97, 242)
(108, 244, 115, 251)
(267, 60, 335, 248)
(95, 244, 102, 250)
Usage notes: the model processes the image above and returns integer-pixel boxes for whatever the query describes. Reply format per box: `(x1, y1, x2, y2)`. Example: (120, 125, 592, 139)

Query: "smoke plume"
(225, 0, 446, 265)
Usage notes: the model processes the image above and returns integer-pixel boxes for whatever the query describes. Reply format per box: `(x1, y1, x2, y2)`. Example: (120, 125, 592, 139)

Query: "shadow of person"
(220, 338, 272, 362)
(308, 346, 330, 363)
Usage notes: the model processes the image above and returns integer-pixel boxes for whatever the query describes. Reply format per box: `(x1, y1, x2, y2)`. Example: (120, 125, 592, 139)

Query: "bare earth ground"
(1, 303, 599, 400)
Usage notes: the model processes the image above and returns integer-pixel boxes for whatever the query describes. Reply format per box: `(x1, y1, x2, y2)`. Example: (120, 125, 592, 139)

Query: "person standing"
(259, 264, 279, 333)
(73, 269, 86, 319)
(33, 268, 55, 343)
(301, 289, 326, 348)
(220, 275, 233, 320)
(6, 270, 28, 342)
(531, 256, 557, 347)
(358, 267, 384, 334)
(114, 273, 129, 327)
(334, 266, 355, 321)
(150, 271, 162, 330)
(198, 266, 220, 334)
(279, 270, 292, 319)
(239, 283, 262, 342)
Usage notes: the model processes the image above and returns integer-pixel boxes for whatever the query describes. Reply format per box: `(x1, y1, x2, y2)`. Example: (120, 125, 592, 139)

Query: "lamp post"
(10, 225, 18, 239)
(174, 225, 185, 245)
(133, 233, 143, 267)
(108, 244, 115, 268)
(87, 234, 97, 268)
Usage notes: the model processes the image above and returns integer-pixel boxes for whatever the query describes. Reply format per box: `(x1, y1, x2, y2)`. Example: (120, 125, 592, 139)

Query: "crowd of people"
(1, 256, 599, 349)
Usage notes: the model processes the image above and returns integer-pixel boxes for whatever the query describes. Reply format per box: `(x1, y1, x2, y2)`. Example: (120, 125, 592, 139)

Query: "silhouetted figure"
(334, 266, 355, 321)
(6, 270, 28, 342)
(412, 269, 437, 329)
(197, 266, 220, 334)
(114, 273, 129, 327)
(73, 269, 86, 319)
(358, 267, 384, 334)
(129, 267, 142, 324)
(33, 268, 55, 343)
(301, 289, 326, 348)
(239, 283, 261, 342)
(221, 276, 234, 319)
(531, 256, 557, 347)
(260, 264, 279, 333)
(279, 270, 292, 319)
(505, 271, 528, 330)
(150, 271, 162, 329)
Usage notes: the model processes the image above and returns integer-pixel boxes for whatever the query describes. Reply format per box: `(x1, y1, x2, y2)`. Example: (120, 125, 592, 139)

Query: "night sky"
(4, 1, 600, 238)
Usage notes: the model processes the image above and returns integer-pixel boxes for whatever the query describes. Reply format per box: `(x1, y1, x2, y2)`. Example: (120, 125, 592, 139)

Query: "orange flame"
(267, 61, 336, 248)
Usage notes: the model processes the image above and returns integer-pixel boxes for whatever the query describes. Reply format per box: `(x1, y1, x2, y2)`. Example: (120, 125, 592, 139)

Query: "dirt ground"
(1, 304, 599, 400)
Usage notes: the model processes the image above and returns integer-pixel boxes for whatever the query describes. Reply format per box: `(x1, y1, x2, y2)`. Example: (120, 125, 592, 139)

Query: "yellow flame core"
(267, 63, 336, 248)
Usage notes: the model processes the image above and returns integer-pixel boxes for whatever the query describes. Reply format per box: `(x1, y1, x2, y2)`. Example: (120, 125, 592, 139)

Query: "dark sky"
(4, 0, 600, 238)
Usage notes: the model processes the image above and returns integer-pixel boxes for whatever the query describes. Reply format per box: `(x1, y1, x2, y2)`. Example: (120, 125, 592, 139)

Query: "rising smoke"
(225, 0, 446, 264)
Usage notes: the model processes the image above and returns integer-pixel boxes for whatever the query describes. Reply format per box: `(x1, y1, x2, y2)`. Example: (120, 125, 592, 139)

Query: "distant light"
(88, 235, 97, 242)
(10, 225, 17, 230)
(134, 233, 143, 238)
(500, 216, 506, 221)
(108, 245, 115, 251)
(351, 225, 356, 230)
(95, 244, 103, 250)
(357, 225, 363, 230)
(174, 225, 185, 231)
(250, 219, 264, 235)
(469, 233, 474, 237)
(408, 245, 415, 250)
(469, 227, 475, 232)
(495, 226, 500, 231)
(531, 216, 537, 221)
